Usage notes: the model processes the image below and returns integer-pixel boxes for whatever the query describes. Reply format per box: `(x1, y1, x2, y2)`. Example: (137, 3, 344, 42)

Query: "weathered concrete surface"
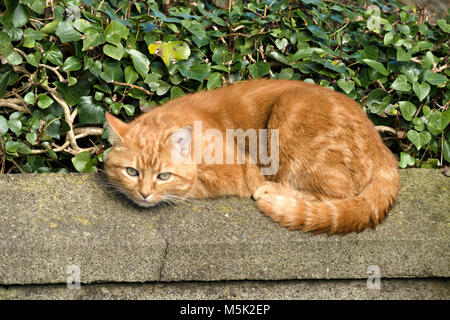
(1, 279, 448, 300)
(0, 174, 166, 284)
(0, 169, 448, 284)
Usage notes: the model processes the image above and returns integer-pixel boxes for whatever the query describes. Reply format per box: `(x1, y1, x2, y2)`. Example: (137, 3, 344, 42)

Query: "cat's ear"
(105, 112, 129, 145)
(170, 126, 193, 160)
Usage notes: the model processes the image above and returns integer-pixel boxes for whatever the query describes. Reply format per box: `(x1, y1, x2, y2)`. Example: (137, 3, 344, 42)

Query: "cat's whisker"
(160, 199, 174, 208)
(164, 194, 187, 206)
(99, 180, 124, 191)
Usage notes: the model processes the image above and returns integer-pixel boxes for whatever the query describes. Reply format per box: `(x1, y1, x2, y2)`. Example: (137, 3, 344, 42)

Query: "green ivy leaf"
(422, 51, 435, 69)
(37, 94, 54, 109)
(110, 102, 122, 115)
(127, 49, 150, 79)
(124, 66, 139, 84)
(307, 25, 329, 43)
(5, 51, 23, 65)
(401, 64, 420, 82)
(366, 89, 391, 114)
(436, 19, 449, 33)
(384, 31, 395, 45)
(40, 21, 58, 34)
(3, 1, 30, 28)
(413, 117, 425, 131)
(0, 115, 8, 134)
(54, 77, 91, 107)
(274, 38, 288, 51)
(399, 152, 415, 168)
(43, 143, 57, 160)
(443, 140, 450, 163)
(5, 140, 20, 155)
(123, 104, 135, 116)
(207, 72, 222, 90)
(396, 47, 412, 62)
(26, 51, 40, 67)
(149, 4, 181, 23)
(427, 111, 450, 136)
(362, 59, 389, 76)
(101, 60, 123, 83)
(94, 91, 104, 101)
(105, 20, 130, 45)
(7, 118, 22, 136)
(28, 0, 46, 14)
(0, 31, 13, 58)
(15, 141, 31, 154)
(72, 151, 97, 173)
(155, 80, 170, 96)
(278, 68, 294, 79)
(170, 86, 185, 99)
(412, 82, 430, 102)
(68, 77, 77, 86)
(397, 24, 410, 35)
(26, 132, 38, 144)
(42, 46, 63, 66)
(62, 56, 82, 72)
(77, 96, 106, 125)
(390, 75, 411, 91)
(23, 92, 35, 104)
(178, 54, 211, 82)
(399, 101, 417, 121)
(249, 61, 270, 78)
(407, 129, 431, 151)
(425, 72, 447, 86)
(82, 27, 106, 51)
(181, 20, 206, 40)
(103, 43, 124, 61)
(55, 21, 81, 43)
(23, 28, 43, 48)
(337, 79, 355, 94)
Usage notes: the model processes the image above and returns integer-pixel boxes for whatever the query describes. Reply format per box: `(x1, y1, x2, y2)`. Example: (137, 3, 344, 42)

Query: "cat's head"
(104, 112, 196, 207)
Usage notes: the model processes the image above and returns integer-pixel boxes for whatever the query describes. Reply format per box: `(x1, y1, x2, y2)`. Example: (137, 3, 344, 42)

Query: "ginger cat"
(105, 79, 399, 235)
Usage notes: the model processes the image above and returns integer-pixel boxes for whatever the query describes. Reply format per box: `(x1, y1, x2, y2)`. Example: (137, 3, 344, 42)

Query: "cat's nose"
(140, 191, 151, 200)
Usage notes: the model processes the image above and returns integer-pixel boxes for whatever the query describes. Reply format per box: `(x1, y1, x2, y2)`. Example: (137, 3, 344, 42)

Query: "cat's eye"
(126, 167, 139, 177)
(157, 172, 172, 180)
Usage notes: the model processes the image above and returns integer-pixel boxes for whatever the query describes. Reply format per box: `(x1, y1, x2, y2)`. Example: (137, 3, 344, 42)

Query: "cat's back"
(142, 79, 357, 113)
(136, 79, 369, 131)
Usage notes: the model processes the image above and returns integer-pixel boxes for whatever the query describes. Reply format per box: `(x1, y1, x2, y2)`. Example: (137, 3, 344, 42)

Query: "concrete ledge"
(0, 169, 449, 285)
(2, 279, 448, 300)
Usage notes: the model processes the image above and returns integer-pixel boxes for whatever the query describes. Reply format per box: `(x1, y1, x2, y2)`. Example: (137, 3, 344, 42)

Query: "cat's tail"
(253, 166, 400, 235)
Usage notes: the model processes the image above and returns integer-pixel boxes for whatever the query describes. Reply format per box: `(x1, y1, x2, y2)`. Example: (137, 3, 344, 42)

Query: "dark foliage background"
(0, 0, 448, 173)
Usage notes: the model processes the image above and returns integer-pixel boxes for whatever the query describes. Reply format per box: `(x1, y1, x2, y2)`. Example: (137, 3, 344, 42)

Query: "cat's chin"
(133, 200, 158, 208)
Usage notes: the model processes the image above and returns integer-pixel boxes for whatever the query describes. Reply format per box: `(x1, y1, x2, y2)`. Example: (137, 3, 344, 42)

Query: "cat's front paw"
(253, 182, 291, 219)
(252, 182, 303, 230)
(252, 181, 280, 201)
